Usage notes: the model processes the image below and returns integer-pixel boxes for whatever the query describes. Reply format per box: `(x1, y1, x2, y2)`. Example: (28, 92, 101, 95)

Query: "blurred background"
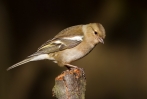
(1, 0, 147, 99)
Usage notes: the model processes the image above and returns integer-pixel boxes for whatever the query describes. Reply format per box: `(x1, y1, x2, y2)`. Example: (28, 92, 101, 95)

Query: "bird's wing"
(29, 25, 84, 57)
(28, 36, 83, 57)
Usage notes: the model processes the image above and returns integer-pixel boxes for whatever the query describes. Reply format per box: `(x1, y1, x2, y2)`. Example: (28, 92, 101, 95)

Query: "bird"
(7, 23, 106, 71)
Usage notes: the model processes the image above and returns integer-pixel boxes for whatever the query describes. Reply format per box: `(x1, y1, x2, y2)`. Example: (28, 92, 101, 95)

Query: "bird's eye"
(94, 31, 98, 35)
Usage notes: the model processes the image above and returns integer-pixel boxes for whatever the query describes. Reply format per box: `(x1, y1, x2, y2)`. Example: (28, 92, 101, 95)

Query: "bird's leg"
(65, 64, 78, 70)
(65, 64, 85, 78)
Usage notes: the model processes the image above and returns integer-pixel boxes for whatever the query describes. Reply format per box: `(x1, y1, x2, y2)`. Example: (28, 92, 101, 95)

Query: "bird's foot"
(65, 64, 78, 70)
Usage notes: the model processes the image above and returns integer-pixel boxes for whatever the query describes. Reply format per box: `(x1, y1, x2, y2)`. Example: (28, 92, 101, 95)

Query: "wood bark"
(52, 68, 86, 99)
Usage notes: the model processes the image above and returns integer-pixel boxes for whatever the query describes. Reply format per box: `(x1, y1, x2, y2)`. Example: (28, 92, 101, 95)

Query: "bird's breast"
(54, 41, 95, 66)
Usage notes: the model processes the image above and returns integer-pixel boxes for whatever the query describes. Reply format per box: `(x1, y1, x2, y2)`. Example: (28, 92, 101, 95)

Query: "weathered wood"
(52, 68, 86, 99)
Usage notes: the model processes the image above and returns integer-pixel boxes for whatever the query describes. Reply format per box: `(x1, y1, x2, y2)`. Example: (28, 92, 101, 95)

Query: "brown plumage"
(7, 23, 105, 71)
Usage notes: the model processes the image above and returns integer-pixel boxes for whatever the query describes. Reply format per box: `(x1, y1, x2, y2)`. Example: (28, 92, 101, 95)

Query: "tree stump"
(52, 68, 86, 99)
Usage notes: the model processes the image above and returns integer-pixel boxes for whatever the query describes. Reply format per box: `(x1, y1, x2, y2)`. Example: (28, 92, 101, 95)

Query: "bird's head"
(82, 23, 106, 44)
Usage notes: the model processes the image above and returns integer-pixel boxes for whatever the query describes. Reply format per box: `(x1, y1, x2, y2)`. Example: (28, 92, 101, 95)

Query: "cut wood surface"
(52, 68, 86, 99)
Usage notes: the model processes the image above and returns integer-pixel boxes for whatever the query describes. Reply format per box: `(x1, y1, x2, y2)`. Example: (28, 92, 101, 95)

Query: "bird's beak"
(98, 38, 104, 44)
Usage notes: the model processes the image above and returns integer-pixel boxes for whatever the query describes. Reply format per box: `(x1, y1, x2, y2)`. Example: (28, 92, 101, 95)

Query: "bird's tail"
(7, 57, 33, 71)
(7, 53, 49, 71)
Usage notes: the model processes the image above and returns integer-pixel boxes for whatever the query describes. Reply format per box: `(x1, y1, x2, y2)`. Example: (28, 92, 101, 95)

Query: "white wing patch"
(53, 40, 63, 44)
(63, 36, 83, 41)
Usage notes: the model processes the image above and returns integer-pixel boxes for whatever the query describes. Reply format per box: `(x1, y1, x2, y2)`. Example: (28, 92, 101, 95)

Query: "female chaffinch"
(7, 23, 105, 70)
